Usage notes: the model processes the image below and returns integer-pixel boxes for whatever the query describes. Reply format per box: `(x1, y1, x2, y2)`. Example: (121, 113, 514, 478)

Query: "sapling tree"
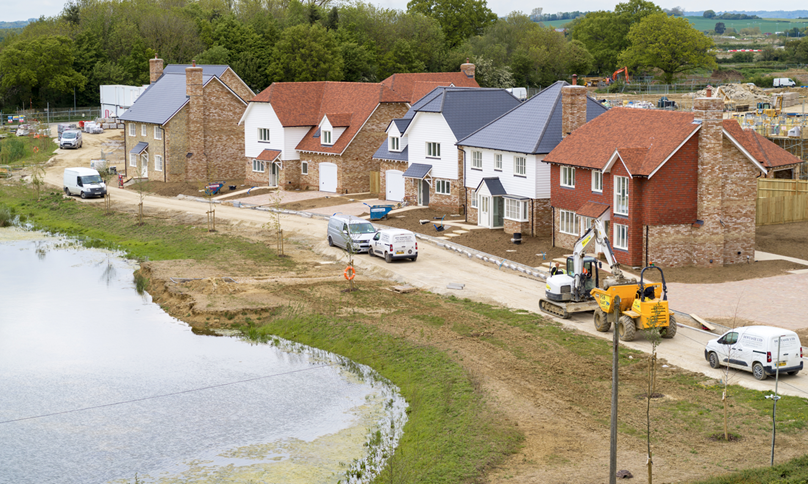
(264, 187, 285, 256)
(644, 302, 666, 484)
(134, 153, 149, 225)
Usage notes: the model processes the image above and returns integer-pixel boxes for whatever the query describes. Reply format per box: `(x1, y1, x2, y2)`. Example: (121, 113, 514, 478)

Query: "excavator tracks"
(539, 299, 571, 319)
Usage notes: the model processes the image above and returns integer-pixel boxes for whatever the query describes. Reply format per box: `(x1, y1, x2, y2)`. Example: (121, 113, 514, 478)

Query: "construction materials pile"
(688, 83, 770, 103)
(773, 91, 800, 108)
(95, 117, 125, 130)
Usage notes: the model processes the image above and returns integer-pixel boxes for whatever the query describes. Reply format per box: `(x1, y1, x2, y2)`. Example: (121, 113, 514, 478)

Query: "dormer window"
(322, 130, 332, 145)
(389, 136, 400, 152)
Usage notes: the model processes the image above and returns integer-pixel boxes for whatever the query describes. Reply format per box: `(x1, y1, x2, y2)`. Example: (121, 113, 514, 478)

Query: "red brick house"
(543, 89, 802, 268)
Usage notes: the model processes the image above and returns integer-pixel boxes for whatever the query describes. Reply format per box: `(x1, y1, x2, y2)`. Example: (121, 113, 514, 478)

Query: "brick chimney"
(692, 96, 725, 267)
(186, 63, 206, 180)
(460, 58, 476, 79)
(561, 85, 587, 138)
(149, 56, 164, 84)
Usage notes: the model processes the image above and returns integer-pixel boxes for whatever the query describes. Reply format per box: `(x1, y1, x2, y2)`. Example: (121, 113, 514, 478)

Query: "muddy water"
(0, 229, 405, 484)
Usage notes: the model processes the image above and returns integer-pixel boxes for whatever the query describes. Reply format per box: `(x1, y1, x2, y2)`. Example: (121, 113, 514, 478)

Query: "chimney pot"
(460, 60, 476, 79)
(572, 74, 578, 86)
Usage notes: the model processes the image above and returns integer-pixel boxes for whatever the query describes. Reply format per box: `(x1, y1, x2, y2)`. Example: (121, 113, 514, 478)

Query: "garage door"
(386, 170, 404, 202)
(319, 162, 337, 192)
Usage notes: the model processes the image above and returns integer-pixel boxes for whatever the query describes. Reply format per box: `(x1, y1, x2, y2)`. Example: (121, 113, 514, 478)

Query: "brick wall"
(561, 86, 587, 138)
(123, 121, 166, 181)
(721, 136, 757, 265)
(165, 108, 187, 183)
(504, 219, 530, 235)
(220, 69, 254, 102)
(692, 97, 725, 267)
(647, 224, 694, 267)
(194, 78, 250, 181)
(643, 135, 698, 226)
(185, 66, 207, 181)
(532, 199, 552, 236)
(149, 58, 163, 84)
(245, 159, 267, 186)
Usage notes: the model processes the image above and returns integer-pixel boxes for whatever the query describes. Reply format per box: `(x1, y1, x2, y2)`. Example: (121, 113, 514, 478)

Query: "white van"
(326, 213, 376, 253)
(63, 167, 107, 199)
(773, 78, 796, 88)
(705, 326, 803, 380)
(369, 229, 418, 262)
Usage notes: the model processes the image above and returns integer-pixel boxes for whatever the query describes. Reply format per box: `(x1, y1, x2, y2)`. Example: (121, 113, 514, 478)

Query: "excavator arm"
(569, 219, 623, 299)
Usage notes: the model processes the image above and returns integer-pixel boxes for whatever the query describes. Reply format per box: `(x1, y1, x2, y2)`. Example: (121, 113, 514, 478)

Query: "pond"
(0, 228, 406, 483)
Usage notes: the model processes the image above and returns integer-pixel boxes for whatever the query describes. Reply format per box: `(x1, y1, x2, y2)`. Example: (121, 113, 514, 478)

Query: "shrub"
(0, 137, 27, 163)
(746, 75, 774, 88)
(0, 205, 14, 227)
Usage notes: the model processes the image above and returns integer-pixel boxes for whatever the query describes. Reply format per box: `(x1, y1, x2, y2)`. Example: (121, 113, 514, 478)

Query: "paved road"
(42, 136, 808, 399)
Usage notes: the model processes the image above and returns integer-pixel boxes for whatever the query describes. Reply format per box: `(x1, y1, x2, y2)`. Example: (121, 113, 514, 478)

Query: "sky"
(1, 0, 806, 24)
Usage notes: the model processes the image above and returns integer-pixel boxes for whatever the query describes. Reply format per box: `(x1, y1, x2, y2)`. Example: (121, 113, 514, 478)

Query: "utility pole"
(609, 295, 621, 484)
(766, 336, 783, 466)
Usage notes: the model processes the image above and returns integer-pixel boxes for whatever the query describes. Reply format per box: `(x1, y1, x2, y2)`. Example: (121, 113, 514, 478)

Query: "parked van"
(705, 326, 803, 380)
(369, 229, 418, 262)
(327, 213, 376, 253)
(63, 167, 107, 199)
(773, 78, 796, 88)
(59, 129, 83, 149)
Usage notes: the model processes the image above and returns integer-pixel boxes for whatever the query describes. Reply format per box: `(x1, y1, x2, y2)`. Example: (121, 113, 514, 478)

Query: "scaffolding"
(730, 110, 808, 179)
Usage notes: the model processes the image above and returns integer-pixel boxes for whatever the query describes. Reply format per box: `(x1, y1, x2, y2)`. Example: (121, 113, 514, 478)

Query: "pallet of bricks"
(99, 117, 125, 130)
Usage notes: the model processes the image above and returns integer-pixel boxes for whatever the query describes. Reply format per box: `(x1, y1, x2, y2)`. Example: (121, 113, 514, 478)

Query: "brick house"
(372, 87, 520, 212)
(239, 66, 480, 193)
(119, 58, 254, 182)
(543, 89, 802, 268)
(456, 81, 607, 236)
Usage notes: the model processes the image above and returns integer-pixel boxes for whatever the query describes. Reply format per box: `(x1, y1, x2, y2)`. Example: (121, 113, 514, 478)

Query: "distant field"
(540, 16, 808, 33)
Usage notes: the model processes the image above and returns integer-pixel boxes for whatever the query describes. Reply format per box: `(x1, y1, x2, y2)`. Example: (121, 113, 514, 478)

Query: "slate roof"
(457, 81, 608, 154)
(402, 163, 432, 179)
(372, 144, 409, 162)
(255, 149, 282, 161)
(543, 108, 701, 176)
(119, 74, 208, 124)
(129, 141, 149, 154)
(722, 119, 801, 169)
(476, 177, 507, 196)
(248, 82, 409, 155)
(163, 65, 229, 77)
(381, 72, 479, 103)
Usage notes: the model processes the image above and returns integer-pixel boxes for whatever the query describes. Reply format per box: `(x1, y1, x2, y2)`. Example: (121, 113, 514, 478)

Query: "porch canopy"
(577, 201, 610, 220)
(256, 149, 282, 168)
(129, 142, 149, 155)
(402, 163, 432, 179)
(475, 177, 507, 197)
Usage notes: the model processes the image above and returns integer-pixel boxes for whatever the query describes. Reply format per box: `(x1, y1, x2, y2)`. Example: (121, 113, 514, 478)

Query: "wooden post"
(609, 295, 621, 484)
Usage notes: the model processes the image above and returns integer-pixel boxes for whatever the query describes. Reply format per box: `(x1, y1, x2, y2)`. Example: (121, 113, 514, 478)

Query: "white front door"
(386, 170, 404, 201)
(140, 154, 148, 178)
(479, 195, 490, 228)
(320, 162, 337, 192)
(269, 162, 279, 187)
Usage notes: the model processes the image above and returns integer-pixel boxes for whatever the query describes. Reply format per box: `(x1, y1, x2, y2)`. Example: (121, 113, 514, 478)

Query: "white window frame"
(322, 129, 332, 145)
(141, 124, 147, 137)
(592, 170, 602, 193)
(389, 136, 400, 152)
(470, 189, 477, 208)
(154, 155, 163, 172)
(252, 159, 265, 173)
(154, 126, 162, 140)
(301, 161, 308, 175)
(471, 151, 482, 170)
(435, 179, 450, 195)
(561, 166, 575, 188)
(495, 153, 503, 171)
(559, 209, 578, 235)
(426, 142, 440, 158)
(614, 176, 629, 216)
(505, 199, 528, 222)
(129, 153, 137, 167)
(614, 223, 628, 250)
(514, 156, 527, 177)
(258, 128, 270, 142)
(129, 123, 136, 137)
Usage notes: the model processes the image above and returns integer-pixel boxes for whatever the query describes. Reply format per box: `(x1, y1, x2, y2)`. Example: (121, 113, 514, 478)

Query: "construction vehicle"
(657, 96, 677, 109)
(591, 265, 676, 341)
(580, 76, 611, 87)
(612, 67, 630, 83)
(540, 218, 634, 319)
(756, 96, 783, 117)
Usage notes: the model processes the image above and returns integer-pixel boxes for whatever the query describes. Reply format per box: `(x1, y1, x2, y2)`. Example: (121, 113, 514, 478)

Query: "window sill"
(592, 189, 603, 194)
(426, 157, 440, 160)
(613, 246, 628, 252)
(613, 212, 629, 218)
(560, 185, 576, 189)
(514, 174, 526, 178)
(471, 167, 482, 171)
(258, 140, 271, 144)
(494, 169, 502, 172)
(504, 218, 528, 223)
(560, 231, 578, 236)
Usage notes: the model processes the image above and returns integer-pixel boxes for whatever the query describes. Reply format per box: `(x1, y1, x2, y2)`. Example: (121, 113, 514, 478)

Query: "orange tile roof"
(722, 119, 801, 169)
(249, 81, 408, 154)
(411, 81, 454, 104)
(381, 72, 479, 103)
(544, 108, 699, 176)
(577, 201, 610, 219)
(256, 149, 281, 161)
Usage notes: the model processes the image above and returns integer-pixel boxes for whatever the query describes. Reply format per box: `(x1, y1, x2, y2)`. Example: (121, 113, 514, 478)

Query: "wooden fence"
(369, 171, 380, 195)
(756, 179, 808, 225)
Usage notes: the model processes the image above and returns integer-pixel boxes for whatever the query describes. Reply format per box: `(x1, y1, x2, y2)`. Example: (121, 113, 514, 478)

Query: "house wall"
(407, 112, 458, 180)
(463, 149, 549, 199)
(642, 136, 699, 226)
(466, 187, 478, 223)
(243, 103, 285, 159)
(721, 137, 758, 265)
(191, 78, 249, 181)
(692, 97, 726, 267)
(124, 121, 166, 181)
(165, 108, 188, 183)
(647, 224, 694, 267)
(220, 69, 254, 102)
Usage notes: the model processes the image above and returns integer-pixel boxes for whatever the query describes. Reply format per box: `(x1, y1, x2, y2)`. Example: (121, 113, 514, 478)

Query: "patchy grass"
(0, 135, 57, 166)
(691, 454, 808, 484)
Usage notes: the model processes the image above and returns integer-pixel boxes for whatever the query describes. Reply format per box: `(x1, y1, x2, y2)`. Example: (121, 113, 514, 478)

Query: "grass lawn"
(0, 133, 58, 167)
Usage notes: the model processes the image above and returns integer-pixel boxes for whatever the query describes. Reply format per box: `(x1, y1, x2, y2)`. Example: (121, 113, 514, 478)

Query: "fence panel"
(756, 193, 808, 225)
(758, 179, 808, 198)
(369, 171, 380, 195)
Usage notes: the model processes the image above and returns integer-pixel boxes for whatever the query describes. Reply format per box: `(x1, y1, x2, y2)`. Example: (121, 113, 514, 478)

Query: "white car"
(369, 229, 417, 263)
(705, 326, 803, 380)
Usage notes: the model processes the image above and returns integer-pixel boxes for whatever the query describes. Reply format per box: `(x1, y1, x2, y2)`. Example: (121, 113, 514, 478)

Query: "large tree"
(0, 35, 86, 107)
(620, 12, 716, 84)
(406, 0, 496, 48)
(266, 24, 343, 82)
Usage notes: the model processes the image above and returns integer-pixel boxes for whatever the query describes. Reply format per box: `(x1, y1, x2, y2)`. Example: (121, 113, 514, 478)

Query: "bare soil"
(756, 220, 808, 261)
(136, 222, 808, 484)
(140, 180, 248, 198)
(280, 193, 377, 211)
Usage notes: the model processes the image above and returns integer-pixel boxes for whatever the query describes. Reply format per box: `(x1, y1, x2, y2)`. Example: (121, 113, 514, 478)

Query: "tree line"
(0, 0, 723, 112)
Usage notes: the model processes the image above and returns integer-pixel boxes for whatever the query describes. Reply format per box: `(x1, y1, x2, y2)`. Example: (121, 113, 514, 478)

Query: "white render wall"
(462, 147, 549, 199)
(406, 112, 458, 180)
(243, 103, 286, 158)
